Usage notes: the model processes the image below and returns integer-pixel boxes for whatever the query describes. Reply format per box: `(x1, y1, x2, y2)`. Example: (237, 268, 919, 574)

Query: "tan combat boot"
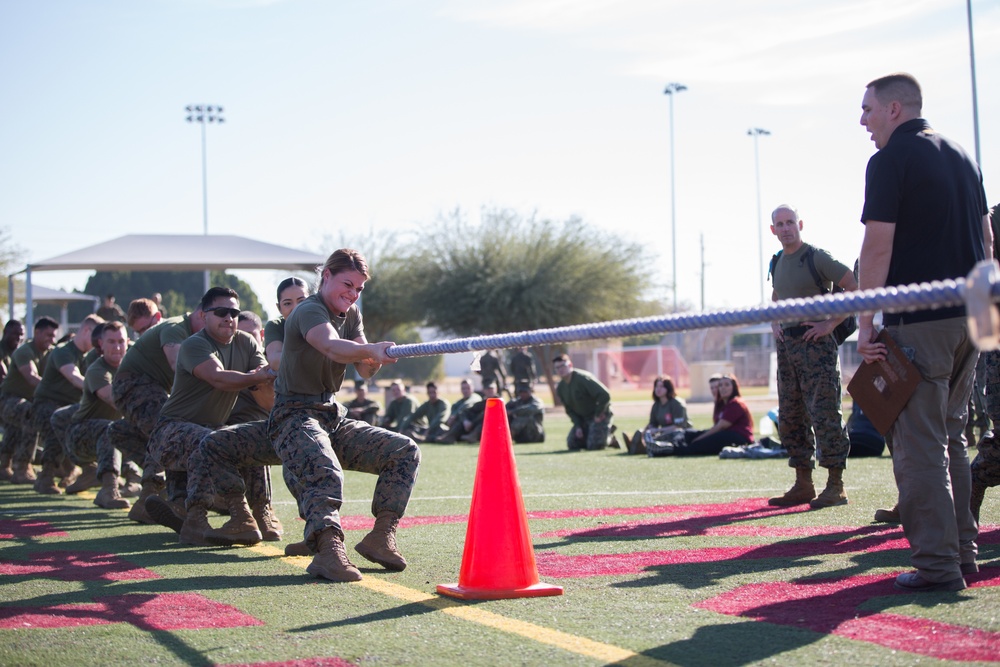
(58, 460, 82, 489)
(145, 495, 187, 533)
(65, 463, 99, 494)
(94, 472, 131, 510)
(10, 461, 37, 484)
(810, 467, 848, 509)
(252, 501, 284, 541)
(284, 541, 312, 557)
(33, 462, 62, 495)
(873, 503, 900, 523)
(179, 505, 213, 546)
(768, 467, 815, 507)
(355, 510, 407, 571)
(307, 527, 362, 582)
(204, 494, 262, 546)
(120, 468, 142, 497)
(127, 480, 165, 524)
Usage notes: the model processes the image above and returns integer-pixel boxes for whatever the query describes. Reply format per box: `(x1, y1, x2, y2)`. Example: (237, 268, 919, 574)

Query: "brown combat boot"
(127, 480, 165, 524)
(65, 463, 100, 494)
(873, 504, 900, 524)
(971, 481, 987, 524)
(94, 472, 131, 509)
(145, 495, 187, 533)
(204, 494, 262, 546)
(0, 451, 12, 481)
(307, 528, 362, 582)
(10, 461, 37, 484)
(120, 468, 142, 497)
(810, 467, 848, 509)
(179, 505, 213, 546)
(284, 541, 312, 557)
(768, 467, 815, 506)
(252, 501, 284, 541)
(58, 460, 81, 489)
(33, 462, 62, 495)
(355, 510, 407, 571)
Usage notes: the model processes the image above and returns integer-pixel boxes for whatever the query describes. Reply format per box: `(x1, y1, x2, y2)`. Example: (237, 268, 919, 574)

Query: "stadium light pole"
(748, 127, 771, 304)
(186, 104, 225, 292)
(664, 83, 686, 312)
(966, 0, 981, 166)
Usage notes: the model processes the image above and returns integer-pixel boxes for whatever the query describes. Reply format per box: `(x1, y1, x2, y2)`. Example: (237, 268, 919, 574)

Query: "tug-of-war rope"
(386, 260, 1000, 359)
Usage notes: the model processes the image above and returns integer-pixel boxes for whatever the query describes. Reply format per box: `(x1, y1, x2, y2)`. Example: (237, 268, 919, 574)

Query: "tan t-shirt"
(275, 294, 363, 398)
(159, 329, 265, 426)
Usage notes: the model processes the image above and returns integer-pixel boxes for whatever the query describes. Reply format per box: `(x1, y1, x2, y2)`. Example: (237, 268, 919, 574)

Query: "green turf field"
(2, 409, 998, 666)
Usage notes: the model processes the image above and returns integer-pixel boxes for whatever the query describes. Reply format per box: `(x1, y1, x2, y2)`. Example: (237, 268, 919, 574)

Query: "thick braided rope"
(386, 272, 997, 360)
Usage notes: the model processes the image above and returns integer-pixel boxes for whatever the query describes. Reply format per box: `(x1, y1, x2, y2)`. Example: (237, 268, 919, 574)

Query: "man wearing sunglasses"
(144, 287, 273, 540)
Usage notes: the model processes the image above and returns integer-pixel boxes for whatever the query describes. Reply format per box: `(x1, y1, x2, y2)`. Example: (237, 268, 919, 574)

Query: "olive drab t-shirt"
(117, 314, 194, 391)
(263, 317, 286, 348)
(0, 340, 50, 400)
(74, 356, 120, 422)
(772, 244, 850, 328)
(159, 329, 266, 426)
(34, 341, 86, 405)
(276, 294, 363, 398)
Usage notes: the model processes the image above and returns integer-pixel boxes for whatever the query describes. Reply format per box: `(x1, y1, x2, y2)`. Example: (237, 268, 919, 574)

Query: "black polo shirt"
(861, 118, 988, 324)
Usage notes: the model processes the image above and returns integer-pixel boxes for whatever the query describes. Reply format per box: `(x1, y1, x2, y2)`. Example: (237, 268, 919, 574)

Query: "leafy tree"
(408, 208, 657, 400)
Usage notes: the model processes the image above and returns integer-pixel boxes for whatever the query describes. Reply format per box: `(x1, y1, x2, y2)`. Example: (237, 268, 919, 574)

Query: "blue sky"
(2, 0, 998, 320)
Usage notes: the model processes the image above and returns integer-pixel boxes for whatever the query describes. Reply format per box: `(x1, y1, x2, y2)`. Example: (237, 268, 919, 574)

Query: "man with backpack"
(767, 204, 858, 509)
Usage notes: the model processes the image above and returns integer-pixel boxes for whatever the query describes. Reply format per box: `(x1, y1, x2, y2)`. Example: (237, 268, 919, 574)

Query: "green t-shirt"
(34, 341, 87, 405)
(772, 244, 851, 327)
(384, 394, 419, 429)
(83, 347, 101, 370)
(449, 393, 482, 419)
(556, 369, 612, 428)
(159, 329, 266, 426)
(0, 340, 49, 400)
(117, 314, 194, 391)
(74, 356, 120, 422)
(275, 294, 363, 398)
(401, 397, 449, 431)
(263, 317, 286, 348)
(229, 388, 269, 424)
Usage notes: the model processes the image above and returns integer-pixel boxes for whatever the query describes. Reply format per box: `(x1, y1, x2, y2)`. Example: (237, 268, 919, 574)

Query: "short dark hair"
(653, 375, 677, 401)
(102, 321, 126, 336)
(426, 381, 437, 390)
(127, 298, 158, 327)
(90, 322, 107, 346)
(237, 310, 262, 329)
(866, 73, 922, 114)
(552, 354, 570, 364)
(3, 319, 23, 334)
(199, 287, 239, 311)
(34, 316, 59, 332)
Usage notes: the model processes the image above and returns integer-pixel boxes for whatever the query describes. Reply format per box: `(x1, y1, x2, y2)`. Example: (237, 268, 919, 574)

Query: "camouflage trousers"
(776, 334, 849, 470)
(64, 418, 111, 468)
(0, 395, 36, 465)
(110, 370, 167, 483)
(33, 398, 72, 468)
(510, 416, 544, 444)
(186, 419, 272, 511)
(97, 418, 147, 479)
(566, 414, 613, 451)
(268, 400, 421, 549)
(971, 349, 1000, 487)
(51, 404, 78, 463)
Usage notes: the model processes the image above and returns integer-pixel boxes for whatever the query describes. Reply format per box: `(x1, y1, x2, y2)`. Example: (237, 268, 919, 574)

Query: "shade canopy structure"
(9, 234, 326, 324)
(6, 283, 100, 332)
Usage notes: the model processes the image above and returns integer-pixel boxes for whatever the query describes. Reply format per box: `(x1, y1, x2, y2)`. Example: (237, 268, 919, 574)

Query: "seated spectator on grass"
(381, 381, 418, 432)
(399, 381, 449, 443)
(506, 381, 544, 444)
(628, 375, 690, 454)
(345, 380, 380, 425)
(846, 401, 885, 458)
(650, 375, 753, 457)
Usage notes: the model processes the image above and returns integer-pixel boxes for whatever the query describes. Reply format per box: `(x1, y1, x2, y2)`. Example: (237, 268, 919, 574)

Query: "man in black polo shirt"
(857, 73, 991, 592)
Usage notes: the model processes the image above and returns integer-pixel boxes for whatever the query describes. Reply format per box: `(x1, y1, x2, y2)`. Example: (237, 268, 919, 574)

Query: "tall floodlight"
(186, 105, 225, 291)
(966, 0, 981, 166)
(747, 128, 771, 304)
(664, 83, 687, 311)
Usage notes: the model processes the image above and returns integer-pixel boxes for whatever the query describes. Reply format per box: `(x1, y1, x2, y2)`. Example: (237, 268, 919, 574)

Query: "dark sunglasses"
(205, 307, 241, 319)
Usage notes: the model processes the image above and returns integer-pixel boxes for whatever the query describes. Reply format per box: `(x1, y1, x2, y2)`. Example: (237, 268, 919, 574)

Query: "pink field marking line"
(0, 593, 263, 631)
(0, 550, 159, 581)
(0, 518, 68, 540)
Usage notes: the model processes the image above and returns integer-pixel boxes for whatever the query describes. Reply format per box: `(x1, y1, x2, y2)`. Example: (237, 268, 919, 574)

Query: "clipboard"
(846, 330, 922, 435)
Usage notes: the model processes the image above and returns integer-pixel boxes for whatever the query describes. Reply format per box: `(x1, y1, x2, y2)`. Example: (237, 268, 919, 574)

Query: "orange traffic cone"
(437, 397, 563, 600)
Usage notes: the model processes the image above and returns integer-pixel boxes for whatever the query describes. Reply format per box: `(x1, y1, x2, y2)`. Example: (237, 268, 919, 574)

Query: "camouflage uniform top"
(0, 340, 50, 400)
(449, 393, 482, 420)
(275, 293, 363, 398)
(772, 244, 850, 328)
(33, 340, 86, 405)
(506, 394, 544, 420)
(160, 329, 266, 427)
(117, 314, 194, 391)
(74, 356, 120, 422)
(556, 369, 612, 428)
